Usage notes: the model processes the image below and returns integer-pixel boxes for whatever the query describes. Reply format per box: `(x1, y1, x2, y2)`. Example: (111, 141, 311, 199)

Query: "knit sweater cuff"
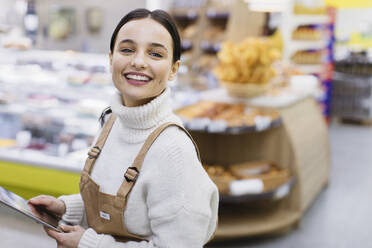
(58, 194, 85, 225)
(78, 228, 103, 248)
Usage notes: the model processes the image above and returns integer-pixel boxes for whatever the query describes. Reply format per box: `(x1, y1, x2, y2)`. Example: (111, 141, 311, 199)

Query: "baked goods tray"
(176, 101, 282, 134)
(219, 178, 295, 203)
(182, 116, 282, 134)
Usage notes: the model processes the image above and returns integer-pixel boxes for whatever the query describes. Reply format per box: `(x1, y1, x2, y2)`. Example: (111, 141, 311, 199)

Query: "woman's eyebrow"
(150, 42, 168, 52)
(119, 39, 135, 45)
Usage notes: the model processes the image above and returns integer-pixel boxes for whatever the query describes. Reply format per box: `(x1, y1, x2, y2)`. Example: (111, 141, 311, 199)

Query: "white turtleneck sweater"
(59, 88, 219, 248)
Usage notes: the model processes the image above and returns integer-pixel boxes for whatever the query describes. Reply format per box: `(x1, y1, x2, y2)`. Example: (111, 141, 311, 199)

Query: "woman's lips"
(126, 78, 152, 86)
(124, 72, 153, 86)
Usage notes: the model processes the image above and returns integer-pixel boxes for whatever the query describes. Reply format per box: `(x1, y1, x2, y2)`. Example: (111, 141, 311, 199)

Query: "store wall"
(146, 0, 173, 11)
(335, 8, 372, 40)
(34, 0, 146, 53)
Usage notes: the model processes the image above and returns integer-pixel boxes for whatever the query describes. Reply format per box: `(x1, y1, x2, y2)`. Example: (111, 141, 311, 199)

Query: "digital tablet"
(0, 186, 63, 232)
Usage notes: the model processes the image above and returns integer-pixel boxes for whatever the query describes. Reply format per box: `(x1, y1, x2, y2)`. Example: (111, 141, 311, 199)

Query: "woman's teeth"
(126, 74, 150, 81)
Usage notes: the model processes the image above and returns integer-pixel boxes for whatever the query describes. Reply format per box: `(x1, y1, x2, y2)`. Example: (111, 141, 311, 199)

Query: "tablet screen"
(0, 186, 62, 232)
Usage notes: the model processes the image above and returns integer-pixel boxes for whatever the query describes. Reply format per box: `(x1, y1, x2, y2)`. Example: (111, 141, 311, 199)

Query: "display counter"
(0, 49, 109, 199)
(0, 160, 80, 200)
(194, 90, 330, 238)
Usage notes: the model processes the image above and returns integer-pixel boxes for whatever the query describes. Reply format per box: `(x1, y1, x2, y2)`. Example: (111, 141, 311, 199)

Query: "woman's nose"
(131, 51, 147, 69)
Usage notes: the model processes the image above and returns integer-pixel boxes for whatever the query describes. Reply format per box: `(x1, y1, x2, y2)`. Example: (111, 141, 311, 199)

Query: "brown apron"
(79, 114, 201, 241)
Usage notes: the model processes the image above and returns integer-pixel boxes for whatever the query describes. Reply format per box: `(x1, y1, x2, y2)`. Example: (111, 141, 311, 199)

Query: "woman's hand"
(28, 195, 66, 218)
(45, 224, 85, 248)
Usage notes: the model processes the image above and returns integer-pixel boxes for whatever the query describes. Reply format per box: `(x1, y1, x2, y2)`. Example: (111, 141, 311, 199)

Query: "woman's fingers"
(27, 202, 43, 218)
(28, 195, 66, 216)
(59, 224, 75, 233)
(28, 195, 51, 205)
(44, 226, 62, 240)
(45, 225, 85, 248)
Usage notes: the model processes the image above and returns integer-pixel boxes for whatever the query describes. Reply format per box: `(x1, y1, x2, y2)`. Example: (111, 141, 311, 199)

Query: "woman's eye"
(120, 48, 133, 53)
(150, 52, 163, 58)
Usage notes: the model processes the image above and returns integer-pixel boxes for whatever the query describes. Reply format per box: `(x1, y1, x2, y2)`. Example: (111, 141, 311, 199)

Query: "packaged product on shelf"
(202, 165, 235, 195)
(206, 0, 231, 19)
(66, 70, 90, 86)
(178, 24, 196, 52)
(180, 24, 197, 40)
(203, 161, 292, 200)
(202, 26, 225, 44)
(89, 72, 112, 86)
(292, 25, 322, 41)
(293, 2, 326, 15)
(291, 49, 324, 64)
(229, 162, 290, 192)
(2, 36, 32, 50)
(171, 0, 200, 29)
(172, 8, 199, 22)
(171, 0, 233, 92)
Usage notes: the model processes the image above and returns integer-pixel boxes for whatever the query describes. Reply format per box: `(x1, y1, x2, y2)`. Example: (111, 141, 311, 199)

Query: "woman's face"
(109, 18, 179, 107)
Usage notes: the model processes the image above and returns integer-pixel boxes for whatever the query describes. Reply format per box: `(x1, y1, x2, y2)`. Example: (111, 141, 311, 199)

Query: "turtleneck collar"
(109, 88, 178, 143)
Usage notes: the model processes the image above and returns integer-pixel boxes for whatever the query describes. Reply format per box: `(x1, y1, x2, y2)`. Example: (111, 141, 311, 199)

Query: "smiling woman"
(109, 17, 179, 107)
(28, 8, 219, 248)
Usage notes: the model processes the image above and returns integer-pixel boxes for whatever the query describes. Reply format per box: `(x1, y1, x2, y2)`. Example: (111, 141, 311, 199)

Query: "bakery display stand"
(192, 96, 330, 239)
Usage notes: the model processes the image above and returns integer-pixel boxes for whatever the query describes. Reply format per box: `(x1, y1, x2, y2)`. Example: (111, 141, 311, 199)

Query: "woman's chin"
(121, 91, 152, 106)
(118, 82, 165, 106)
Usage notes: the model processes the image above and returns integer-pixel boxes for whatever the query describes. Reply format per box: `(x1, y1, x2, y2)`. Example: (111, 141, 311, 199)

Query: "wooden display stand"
(225, 0, 267, 42)
(191, 97, 330, 239)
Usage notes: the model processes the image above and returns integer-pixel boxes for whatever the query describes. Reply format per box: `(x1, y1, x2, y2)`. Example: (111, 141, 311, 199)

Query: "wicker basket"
(220, 81, 270, 98)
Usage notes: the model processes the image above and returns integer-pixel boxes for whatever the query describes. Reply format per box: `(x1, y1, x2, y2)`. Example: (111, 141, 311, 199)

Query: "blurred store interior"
(0, 0, 372, 247)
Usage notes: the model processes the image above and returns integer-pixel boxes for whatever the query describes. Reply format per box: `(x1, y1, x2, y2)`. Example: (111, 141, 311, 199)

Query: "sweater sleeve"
(58, 194, 85, 225)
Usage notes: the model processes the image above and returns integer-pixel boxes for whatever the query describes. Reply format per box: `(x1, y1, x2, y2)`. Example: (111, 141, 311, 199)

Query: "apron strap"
(84, 114, 117, 175)
(116, 122, 201, 200)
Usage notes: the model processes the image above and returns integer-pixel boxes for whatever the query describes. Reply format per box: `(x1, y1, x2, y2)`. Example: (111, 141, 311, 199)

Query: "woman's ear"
(109, 53, 113, 73)
(168, 60, 180, 81)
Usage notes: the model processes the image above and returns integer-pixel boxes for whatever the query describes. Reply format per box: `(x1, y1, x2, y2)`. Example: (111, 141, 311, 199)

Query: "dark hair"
(110, 8, 181, 64)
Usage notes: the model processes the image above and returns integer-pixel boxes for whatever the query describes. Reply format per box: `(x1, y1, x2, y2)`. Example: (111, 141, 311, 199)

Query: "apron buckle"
(124, 167, 139, 182)
(88, 146, 102, 159)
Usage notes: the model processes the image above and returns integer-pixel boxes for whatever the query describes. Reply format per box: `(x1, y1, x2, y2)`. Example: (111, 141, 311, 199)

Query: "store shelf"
(172, 10, 199, 21)
(181, 40, 193, 51)
(206, 9, 230, 20)
(289, 40, 328, 54)
(184, 117, 282, 134)
(294, 64, 324, 74)
(291, 15, 329, 27)
(220, 179, 295, 203)
(200, 40, 221, 53)
(215, 206, 300, 239)
(0, 148, 83, 172)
